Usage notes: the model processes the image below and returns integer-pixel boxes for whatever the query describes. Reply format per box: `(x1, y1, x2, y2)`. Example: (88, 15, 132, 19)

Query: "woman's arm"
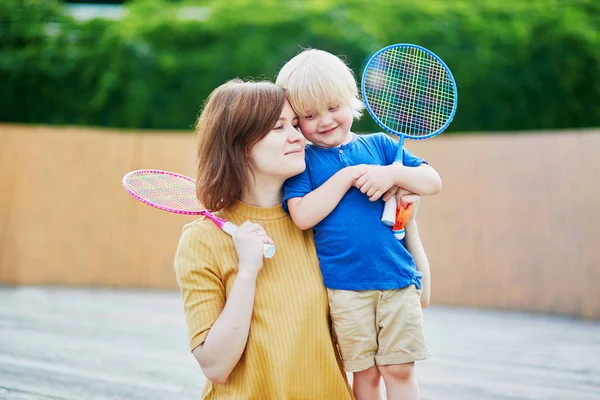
(192, 269, 259, 383)
(191, 221, 273, 383)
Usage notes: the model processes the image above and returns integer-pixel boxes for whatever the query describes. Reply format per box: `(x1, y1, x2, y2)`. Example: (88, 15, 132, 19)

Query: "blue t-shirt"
(283, 133, 425, 291)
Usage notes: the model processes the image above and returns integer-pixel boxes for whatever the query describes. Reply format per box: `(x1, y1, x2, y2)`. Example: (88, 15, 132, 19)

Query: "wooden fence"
(1, 125, 598, 319)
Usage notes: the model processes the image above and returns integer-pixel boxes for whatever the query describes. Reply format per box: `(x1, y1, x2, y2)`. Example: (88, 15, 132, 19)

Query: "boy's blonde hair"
(276, 49, 364, 119)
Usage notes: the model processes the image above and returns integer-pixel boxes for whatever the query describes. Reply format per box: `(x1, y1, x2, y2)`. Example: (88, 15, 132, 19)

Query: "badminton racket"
(122, 169, 276, 258)
(361, 43, 457, 239)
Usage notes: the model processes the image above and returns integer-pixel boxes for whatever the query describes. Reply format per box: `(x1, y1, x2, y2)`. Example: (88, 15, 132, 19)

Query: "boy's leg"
(375, 285, 428, 400)
(352, 366, 382, 400)
(327, 289, 380, 399)
(378, 362, 418, 400)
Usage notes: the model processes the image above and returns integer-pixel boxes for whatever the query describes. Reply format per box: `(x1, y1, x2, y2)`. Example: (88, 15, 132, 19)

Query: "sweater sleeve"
(173, 222, 225, 351)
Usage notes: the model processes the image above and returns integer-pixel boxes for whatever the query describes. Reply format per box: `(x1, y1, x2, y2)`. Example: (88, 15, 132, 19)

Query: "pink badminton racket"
(122, 169, 276, 259)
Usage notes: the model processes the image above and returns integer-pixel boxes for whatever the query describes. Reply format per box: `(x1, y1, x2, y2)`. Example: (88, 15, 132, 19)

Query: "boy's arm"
(392, 163, 442, 196)
(355, 163, 442, 202)
(287, 165, 370, 230)
(375, 134, 442, 200)
(403, 196, 431, 308)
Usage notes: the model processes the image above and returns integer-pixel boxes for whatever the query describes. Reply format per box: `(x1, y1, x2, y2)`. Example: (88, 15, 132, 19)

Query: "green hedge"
(1, 0, 599, 133)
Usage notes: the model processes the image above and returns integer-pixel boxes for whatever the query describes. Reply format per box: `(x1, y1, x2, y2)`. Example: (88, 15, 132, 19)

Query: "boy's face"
(298, 104, 354, 148)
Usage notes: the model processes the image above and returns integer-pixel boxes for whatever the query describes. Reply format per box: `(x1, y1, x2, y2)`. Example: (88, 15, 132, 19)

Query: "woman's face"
(248, 100, 306, 181)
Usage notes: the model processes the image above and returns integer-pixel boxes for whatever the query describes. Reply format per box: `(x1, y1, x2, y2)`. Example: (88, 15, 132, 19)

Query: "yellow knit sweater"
(174, 201, 353, 400)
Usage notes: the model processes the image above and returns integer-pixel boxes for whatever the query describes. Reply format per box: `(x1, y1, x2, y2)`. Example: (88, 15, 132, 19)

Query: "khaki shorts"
(327, 285, 429, 372)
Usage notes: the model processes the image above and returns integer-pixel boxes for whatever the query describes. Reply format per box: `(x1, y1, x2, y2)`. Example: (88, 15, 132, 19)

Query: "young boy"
(276, 49, 439, 400)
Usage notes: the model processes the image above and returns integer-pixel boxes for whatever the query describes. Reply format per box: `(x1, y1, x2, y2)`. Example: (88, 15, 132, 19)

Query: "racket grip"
(222, 222, 276, 259)
(381, 196, 397, 226)
(263, 243, 276, 259)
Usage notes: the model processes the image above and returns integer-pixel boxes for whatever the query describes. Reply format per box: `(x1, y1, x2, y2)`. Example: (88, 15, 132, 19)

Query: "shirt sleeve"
(173, 223, 225, 351)
(401, 147, 427, 167)
(282, 165, 313, 214)
(378, 132, 427, 167)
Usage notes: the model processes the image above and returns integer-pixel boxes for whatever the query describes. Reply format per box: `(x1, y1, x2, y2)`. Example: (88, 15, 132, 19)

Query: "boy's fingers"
(370, 191, 382, 202)
(355, 175, 366, 188)
(360, 182, 372, 194)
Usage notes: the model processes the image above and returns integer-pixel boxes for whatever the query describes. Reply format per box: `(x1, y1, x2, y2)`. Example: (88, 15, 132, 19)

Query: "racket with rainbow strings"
(122, 169, 276, 258)
(361, 43, 457, 239)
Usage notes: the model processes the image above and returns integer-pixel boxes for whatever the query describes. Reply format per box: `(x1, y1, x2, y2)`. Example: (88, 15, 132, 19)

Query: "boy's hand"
(355, 165, 396, 201)
(396, 188, 417, 209)
(383, 186, 413, 203)
(350, 164, 374, 180)
(403, 193, 421, 223)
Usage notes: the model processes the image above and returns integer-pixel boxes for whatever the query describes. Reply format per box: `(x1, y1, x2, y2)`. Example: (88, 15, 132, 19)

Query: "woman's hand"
(232, 221, 274, 274)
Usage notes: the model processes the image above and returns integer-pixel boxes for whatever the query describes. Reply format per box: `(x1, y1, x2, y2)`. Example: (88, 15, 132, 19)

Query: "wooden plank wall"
(0, 124, 598, 319)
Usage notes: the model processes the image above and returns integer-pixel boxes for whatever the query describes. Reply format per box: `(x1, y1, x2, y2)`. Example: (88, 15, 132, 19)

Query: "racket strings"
(126, 173, 200, 212)
(364, 46, 455, 137)
(373, 49, 450, 133)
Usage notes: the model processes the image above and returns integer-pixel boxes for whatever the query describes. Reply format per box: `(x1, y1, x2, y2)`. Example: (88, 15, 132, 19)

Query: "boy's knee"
(378, 362, 415, 382)
(354, 366, 381, 385)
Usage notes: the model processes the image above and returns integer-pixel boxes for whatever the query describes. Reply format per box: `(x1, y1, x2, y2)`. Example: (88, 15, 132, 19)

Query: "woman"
(173, 79, 354, 399)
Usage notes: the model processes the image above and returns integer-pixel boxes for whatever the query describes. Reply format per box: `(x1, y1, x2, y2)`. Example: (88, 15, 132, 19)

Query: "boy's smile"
(299, 104, 354, 148)
(319, 126, 338, 135)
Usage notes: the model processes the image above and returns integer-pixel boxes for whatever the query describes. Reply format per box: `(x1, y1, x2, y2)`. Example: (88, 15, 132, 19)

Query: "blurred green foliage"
(1, 0, 599, 132)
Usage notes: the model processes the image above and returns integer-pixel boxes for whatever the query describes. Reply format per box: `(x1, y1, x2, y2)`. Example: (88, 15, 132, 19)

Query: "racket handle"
(222, 222, 276, 259)
(381, 154, 404, 226)
(262, 243, 276, 259)
(381, 196, 397, 226)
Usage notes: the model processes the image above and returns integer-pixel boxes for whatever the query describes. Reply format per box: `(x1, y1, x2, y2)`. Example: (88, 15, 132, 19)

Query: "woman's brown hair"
(195, 79, 287, 211)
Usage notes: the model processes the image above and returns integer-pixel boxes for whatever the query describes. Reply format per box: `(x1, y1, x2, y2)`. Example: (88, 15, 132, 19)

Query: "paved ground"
(0, 286, 598, 400)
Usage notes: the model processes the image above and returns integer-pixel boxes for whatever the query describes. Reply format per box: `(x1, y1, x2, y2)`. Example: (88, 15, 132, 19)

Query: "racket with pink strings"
(122, 169, 276, 259)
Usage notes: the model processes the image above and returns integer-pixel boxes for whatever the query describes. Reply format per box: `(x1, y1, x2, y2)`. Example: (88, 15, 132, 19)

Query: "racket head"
(122, 169, 203, 215)
(361, 43, 458, 140)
